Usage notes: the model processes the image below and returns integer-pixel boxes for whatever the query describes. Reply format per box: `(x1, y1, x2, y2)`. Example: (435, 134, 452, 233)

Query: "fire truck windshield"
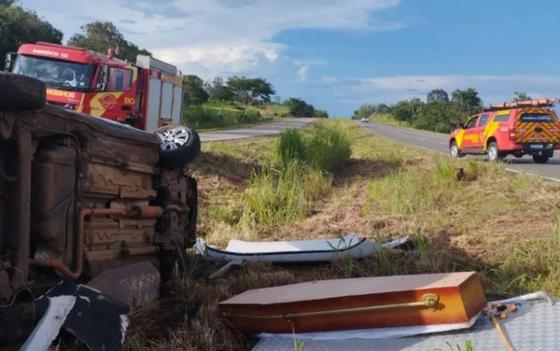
(12, 55, 94, 92)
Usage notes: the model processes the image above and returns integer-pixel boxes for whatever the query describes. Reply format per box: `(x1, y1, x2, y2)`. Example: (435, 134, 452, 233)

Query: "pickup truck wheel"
(533, 153, 551, 164)
(0, 72, 46, 111)
(157, 126, 201, 169)
(487, 141, 501, 162)
(449, 141, 463, 158)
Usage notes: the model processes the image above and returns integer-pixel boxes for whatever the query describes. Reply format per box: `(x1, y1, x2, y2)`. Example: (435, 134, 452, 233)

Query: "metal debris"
(195, 233, 410, 263)
(19, 279, 129, 351)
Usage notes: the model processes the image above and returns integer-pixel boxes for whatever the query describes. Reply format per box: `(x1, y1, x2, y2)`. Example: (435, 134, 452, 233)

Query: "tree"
(427, 89, 449, 103)
(68, 21, 150, 62)
(183, 75, 208, 105)
(392, 98, 424, 123)
(451, 88, 483, 117)
(0, 2, 62, 69)
(514, 92, 531, 102)
(226, 76, 275, 105)
(206, 77, 234, 101)
(284, 98, 315, 117)
(414, 101, 455, 133)
(375, 103, 392, 114)
(314, 110, 329, 118)
(352, 103, 376, 120)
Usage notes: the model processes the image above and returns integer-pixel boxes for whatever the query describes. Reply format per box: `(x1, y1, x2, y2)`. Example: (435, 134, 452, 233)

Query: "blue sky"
(19, 0, 560, 116)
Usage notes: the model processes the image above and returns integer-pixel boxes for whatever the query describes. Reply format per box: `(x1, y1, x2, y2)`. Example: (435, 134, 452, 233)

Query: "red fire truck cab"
(8, 42, 183, 133)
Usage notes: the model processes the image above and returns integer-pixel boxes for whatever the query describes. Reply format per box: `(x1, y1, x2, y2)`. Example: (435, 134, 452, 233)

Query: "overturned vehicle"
(0, 73, 199, 347)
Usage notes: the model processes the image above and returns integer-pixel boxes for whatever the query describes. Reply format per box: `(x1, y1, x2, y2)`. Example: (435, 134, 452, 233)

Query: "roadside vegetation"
(119, 120, 560, 350)
(182, 75, 329, 130)
(353, 89, 531, 133)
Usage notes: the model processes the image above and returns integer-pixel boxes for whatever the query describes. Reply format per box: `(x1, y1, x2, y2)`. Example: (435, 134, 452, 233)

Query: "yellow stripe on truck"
(89, 92, 124, 117)
(482, 121, 500, 150)
(456, 129, 466, 148)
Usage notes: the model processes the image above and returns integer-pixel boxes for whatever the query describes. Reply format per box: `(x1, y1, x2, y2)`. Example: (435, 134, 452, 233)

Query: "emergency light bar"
(485, 98, 557, 111)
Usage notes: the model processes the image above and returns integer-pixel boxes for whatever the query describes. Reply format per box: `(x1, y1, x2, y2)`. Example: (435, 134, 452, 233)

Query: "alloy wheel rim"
(158, 127, 190, 151)
(451, 145, 458, 157)
(488, 147, 497, 161)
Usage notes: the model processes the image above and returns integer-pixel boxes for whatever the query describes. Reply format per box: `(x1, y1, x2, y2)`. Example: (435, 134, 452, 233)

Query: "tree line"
(354, 90, 536, 132)
(354, 88, 486, 133)
(184, 74, 328, 118)
(1, 1, 325, 118)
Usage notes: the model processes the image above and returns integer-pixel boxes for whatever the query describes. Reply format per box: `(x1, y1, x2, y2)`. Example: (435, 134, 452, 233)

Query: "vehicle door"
(470, 113, 490, 150)
(461, 115, 482, 149)
(90, 65, 135, 123)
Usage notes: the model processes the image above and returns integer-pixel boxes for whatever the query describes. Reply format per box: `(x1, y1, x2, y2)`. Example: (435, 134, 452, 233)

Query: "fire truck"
(6, 42, 199, 168)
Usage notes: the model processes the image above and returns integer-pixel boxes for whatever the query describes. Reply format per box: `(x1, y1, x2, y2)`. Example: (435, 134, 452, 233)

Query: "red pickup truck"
(449, 99, 560, 163)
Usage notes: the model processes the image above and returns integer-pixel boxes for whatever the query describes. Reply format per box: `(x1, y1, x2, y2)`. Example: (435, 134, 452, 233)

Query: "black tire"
(156, 125, 201, 169)
(533, 153, 551, 164)
(0, 72, 46, 111)
(487, 141, 501, 162)
(449, 141, 463, 158)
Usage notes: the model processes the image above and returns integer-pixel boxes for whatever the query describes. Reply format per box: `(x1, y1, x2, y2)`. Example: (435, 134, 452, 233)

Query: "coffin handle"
(224, 293, 440, 321)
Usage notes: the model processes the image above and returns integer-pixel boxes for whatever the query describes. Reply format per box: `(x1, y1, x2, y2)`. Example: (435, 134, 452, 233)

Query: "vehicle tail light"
(509, 128, 516, 140)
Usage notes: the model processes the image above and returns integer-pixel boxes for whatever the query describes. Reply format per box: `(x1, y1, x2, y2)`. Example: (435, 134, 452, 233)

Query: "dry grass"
(120, 120, 560, 350)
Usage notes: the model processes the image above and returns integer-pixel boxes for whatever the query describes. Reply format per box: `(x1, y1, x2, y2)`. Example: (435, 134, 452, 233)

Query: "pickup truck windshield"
(12, 55, 94, 92)
(520, 113, 555, 123)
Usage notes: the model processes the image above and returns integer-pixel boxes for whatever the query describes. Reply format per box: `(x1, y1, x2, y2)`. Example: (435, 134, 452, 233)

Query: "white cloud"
(19, 0, 402, 78)
(318, 74, 560, 115)
(297, 66, 309, 81)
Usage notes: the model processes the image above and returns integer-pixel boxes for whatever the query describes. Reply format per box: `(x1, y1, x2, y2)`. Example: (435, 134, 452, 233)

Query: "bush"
(277, 128, 306, 165)
(183, 104, 264, 129)
(239, 161, 331, 227)
(305, 124, 352, 172)
(239, 108, 261, 124)
(276, 124, 352, 173)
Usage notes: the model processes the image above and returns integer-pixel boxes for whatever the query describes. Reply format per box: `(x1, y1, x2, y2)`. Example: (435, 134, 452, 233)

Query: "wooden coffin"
(220, 272, 486, 334)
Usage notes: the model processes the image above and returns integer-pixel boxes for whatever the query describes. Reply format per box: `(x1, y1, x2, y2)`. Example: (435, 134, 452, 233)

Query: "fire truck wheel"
(0, 73, 46, 111)
(157, 125, 201, 169)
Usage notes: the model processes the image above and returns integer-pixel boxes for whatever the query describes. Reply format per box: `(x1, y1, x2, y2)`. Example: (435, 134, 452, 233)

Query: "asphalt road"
(199, 118, 314, 142)
(361, 120, 560, 181)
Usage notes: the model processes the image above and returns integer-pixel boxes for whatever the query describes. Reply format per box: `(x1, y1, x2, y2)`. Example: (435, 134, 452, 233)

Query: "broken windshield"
(12, 54, 94, 92)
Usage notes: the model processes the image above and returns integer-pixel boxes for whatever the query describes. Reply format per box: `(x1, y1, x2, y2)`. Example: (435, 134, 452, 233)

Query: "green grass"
(276, 123, 352, 173)
(277, 128, 306, 165)
(183, 102, 295, 130)
(126, 120, 560, 350)
(369, 113, 412, 128)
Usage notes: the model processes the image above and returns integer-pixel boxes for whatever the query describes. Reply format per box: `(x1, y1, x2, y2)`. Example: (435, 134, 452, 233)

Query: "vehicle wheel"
(0, 72, 46, 111)
(487, 141, 501, 162)
(157, 125, 201, 169)
(449, 141, 463, 158)
(533, 153, 551, 164)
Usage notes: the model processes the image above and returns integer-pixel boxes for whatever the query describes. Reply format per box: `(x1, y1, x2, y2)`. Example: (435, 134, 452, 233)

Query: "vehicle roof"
(18, 42, 131, 67)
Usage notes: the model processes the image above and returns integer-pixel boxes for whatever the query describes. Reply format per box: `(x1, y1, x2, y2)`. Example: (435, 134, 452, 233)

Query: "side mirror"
(4, 53, 17, 72)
